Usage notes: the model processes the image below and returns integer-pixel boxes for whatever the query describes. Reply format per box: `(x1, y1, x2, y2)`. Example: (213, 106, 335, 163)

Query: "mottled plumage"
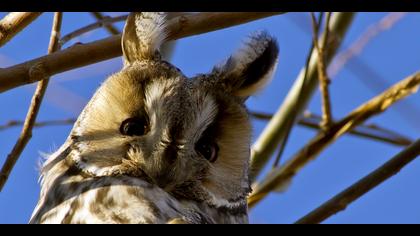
(30, 12, 279, 224)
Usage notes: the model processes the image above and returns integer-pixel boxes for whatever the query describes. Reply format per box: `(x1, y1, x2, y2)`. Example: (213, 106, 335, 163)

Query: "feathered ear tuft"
(213, 31, 279, 98)
(121, 12, 168, 65)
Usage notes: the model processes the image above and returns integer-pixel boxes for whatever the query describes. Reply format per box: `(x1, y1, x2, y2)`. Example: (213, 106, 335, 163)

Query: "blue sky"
(0, 12, 419, 224)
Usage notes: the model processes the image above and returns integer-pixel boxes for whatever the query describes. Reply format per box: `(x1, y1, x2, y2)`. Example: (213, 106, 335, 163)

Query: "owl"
(30, 12, 279, 224)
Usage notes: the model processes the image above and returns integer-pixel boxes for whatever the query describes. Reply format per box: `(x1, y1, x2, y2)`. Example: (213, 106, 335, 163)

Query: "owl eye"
(120, 117, 148, 136)
(195, 139, 219, 163)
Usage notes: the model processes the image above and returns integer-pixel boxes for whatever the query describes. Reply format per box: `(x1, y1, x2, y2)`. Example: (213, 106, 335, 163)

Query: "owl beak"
(140, 141, 181, 191)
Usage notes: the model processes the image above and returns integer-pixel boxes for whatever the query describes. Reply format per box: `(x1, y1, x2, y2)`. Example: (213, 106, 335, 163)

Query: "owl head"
(60, 12, 279, 207)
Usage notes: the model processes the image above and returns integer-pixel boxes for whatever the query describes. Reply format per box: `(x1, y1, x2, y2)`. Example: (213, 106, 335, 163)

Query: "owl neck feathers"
(202, 189, 248, 214)
(170, 179, 250, 215)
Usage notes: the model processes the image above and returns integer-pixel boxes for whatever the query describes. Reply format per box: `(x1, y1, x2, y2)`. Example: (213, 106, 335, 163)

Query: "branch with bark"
(0, 118, 76, 131)
(248, 71, 420, 207)
(249, 111, 413, 147)
(0, 12, 282, 93)
(311, 12, 333, 130)
(0, 12, 42, 47)
(0, 13, 63, 192)
(60, 14, 127, 46)
(90, 12, 121, 35)
(295, 138, 420, 224)
(249, 13, 356, 181)
(329, 12, 407, 78)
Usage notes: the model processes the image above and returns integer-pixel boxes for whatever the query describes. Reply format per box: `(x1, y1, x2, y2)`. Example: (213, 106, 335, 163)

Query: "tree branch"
(248, 71, 420, 207)
(295, 138, 420, 224)
(249, 111, 413, 147)
(0, 12, 63, 192)
(90, 12, 121, 35)
(287, 13, 419, 132)
(311, 12, 333, 130)
(249, 13, 355, 181)
(329, 12, 407, 78)
(60, 14, 127, 46)
(0, 118, 76, 131)
(271, 13, 324, 168)
(0, 12, 282, 93)
(0, 12, 42, 47)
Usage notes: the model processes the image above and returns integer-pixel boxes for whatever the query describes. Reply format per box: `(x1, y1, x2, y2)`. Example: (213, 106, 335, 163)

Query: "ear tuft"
(215, 31, 279, 98)
(122, 12, 168, 65)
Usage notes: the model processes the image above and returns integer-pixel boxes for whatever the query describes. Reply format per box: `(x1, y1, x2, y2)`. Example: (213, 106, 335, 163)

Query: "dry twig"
(0, 12, 282, 93)
(311, 12, 333, 130)
(287, 13, 419, 131)
(0, 118, 76, 131)
(271, 13, 324, 168)
(329, 12, 407, 78)
(249, 13, 355, 181)
(90, 12, 121, 35)
(0, 12, 42, 47)
(59, 14, 127, 46)
(248, 72, 420, 207)
(295, 138, 420, 224)
(0, 12, 63, 191)
(249, 111, 413, 147)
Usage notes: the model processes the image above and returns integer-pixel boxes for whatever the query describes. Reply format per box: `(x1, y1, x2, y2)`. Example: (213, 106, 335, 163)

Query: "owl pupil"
(120, 117, 147, 136)
(196, 140, 219, 163)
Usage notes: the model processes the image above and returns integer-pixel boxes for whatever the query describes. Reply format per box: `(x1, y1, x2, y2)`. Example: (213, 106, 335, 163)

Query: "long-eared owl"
(30, 12, 279, 224)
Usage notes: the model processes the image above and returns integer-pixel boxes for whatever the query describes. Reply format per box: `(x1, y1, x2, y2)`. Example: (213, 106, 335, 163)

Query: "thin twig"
(287, 13, 419, 132)
(328, 12, 419, 131)
(249, 13, 356, 181)
(311, 12, 333, 130)
(0, 12, 63, 192)
(329, 12, 407, 78)
(0, 12, 283, 93)
(90, 12, 121, 35)
(272, 13, 324, 168)
(60, 14, 127, 46)
(0, 118, 76, 131)
(0, 12, 42, 47)
(295, 138, 420, 224)
(248, 71, 420, 207)
(249, 111, 413, 147)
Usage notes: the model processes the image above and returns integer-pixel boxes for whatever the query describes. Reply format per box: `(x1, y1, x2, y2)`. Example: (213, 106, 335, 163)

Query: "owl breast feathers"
(30, 12, 279, 224)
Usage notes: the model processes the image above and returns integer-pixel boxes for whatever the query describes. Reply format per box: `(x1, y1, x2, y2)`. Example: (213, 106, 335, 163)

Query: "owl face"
(61, 12, 279, 209)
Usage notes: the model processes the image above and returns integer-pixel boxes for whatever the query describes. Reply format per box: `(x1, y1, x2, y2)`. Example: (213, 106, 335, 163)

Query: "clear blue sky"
(0, 12, 419, 224)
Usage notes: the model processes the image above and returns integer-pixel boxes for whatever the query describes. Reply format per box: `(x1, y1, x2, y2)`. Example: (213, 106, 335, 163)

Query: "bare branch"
(248, 71, 420, 207)
(0, 12, 42, 47)
(0, 118, 76, 131)
(295, 138, 420, 224)
(311, 12, 333, 130)
(271, 13, 324, 168)
(287, 13, 419, 132)
(0, 12, 282, 93)
(329, 12, 407, 78)
(90, 12, 121, 35)
(60, 14, 127, 46)
(249, 111, 413, 147)
(0, 12, 63, 192)
(249, 13, 356, 181)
